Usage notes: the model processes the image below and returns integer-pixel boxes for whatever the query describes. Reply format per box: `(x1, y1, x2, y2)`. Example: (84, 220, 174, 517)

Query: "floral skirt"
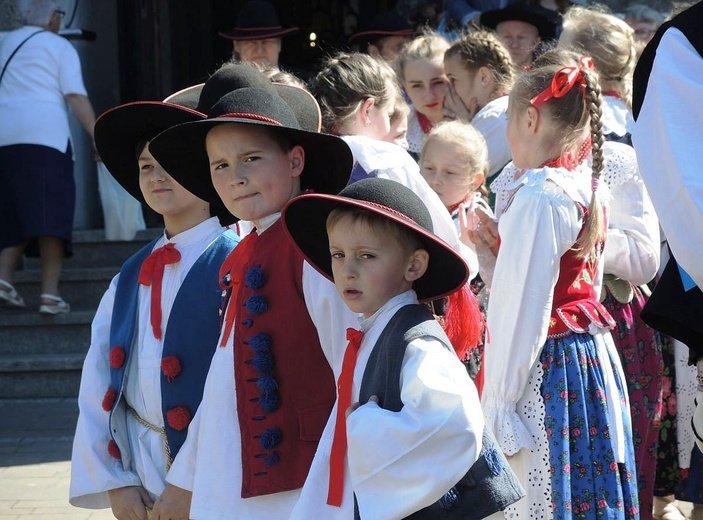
(602, 285, 664, 519)
(507, 331, 640, 519)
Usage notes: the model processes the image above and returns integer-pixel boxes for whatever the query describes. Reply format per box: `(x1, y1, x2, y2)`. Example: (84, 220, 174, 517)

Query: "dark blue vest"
(357, 304, 525, 520)
(108, 230, 239, 460)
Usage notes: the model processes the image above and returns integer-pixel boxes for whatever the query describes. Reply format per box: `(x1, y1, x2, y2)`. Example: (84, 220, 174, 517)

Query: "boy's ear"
(289, 145, 305, 178)
(405, 249, 429, 282)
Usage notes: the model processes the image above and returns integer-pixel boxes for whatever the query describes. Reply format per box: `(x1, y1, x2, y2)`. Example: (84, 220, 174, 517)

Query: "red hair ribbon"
(530, 56, 594, 108)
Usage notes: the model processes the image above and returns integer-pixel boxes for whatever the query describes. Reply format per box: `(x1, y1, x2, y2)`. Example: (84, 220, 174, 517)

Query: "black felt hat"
(94, 86, 238, 226)
(481, 3, 561, 41)
(349, 10, 415, 45)
(282, 177, 469, 302)
(273, 83, 322, 132)
(149, 87, 352, 206)
(218, 0, 299, 40)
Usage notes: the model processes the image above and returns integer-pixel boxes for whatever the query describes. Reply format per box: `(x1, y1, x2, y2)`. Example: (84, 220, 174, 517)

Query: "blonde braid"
(575, 67, 606, 259)
(446, 30, 514, 94)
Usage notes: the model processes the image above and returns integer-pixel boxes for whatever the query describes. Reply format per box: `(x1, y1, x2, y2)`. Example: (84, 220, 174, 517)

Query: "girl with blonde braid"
(443, 29, 515, 180)
(481, 59, 640, 518)
(559, 6, 637, 144)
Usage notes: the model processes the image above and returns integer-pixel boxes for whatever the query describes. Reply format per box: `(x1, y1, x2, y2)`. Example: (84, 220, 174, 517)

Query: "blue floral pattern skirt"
(540, 332, 640, 519)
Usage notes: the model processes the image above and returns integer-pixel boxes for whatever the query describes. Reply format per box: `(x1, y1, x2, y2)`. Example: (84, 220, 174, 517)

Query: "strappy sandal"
(39, 293, 70, 315)
(0, 279, 27, 308)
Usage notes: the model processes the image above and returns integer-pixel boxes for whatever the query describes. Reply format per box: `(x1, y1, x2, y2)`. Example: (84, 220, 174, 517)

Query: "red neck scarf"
(218, 231, 259, 347)
(138, 243, 181, 340)
(416, 111, 434, 135)
(327, 327, 364, 507)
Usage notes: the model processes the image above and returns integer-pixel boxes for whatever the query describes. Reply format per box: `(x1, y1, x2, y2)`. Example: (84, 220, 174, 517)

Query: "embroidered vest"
(228, 220, 336, 498)
(358, 304, 524, 520)
(547, 207, 615, 339)
(106, 230, 239, 465)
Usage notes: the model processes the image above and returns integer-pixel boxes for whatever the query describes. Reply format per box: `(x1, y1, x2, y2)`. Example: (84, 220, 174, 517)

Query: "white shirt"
(471, 95, 511, 178)
(291, 291, 483, 520)
(69, 218, 225, 508)
(632, 27, 703, 289)
(602, 95, 634, 139)
(0, 26, 88, 152)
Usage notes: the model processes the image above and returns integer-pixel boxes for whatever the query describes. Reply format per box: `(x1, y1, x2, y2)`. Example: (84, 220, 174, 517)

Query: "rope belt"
(126, 405, 173, 470)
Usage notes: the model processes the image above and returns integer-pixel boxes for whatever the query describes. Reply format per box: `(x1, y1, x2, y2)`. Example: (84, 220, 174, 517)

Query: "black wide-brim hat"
(148, 87, 352, 205)
(94, 88, 238, 226)
(282, 177, 469, 303)
(481, 3, 561, 41)
(349, 10, 415, 44)
(218, 0, 299, 40)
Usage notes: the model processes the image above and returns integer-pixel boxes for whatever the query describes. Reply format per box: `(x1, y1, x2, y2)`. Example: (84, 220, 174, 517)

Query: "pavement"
(0, 398, 696, 519)
(0, 398, 112, 519)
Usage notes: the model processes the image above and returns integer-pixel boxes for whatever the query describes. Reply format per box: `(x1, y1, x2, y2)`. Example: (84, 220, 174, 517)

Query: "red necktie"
(327, 327, 364, 507)
(218, 231, 258, 347)
(138, 243, 181, 340)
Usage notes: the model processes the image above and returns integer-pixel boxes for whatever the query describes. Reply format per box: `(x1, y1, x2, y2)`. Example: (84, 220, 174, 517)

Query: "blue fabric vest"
(108, 230, 239, 460)
(357, 304, 525, 520)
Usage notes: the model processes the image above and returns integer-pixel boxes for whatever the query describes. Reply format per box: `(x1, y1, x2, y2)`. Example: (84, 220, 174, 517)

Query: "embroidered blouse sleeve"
(602, 143, 660, 285)
(347, 337, 483, 519)
(481, 181, 580, 455)
(632, 28, 703, 289)
(69, 274, 142, 508)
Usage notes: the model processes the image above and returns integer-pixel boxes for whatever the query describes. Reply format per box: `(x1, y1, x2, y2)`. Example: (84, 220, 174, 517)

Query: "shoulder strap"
(0, 30, 46, 86)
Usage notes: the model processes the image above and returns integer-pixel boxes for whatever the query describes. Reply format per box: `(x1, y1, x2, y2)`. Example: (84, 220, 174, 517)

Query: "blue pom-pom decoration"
(259, 428, 282, 449)
(245, 264, 265, 290)
(260, 391, 280, 412)
(485, 445, 503, 476)
(244, 294, 268, 315)
(265, 451, 280, 467)
(242, 318, 253, 328)
(245, 333, 271, 353)
(252, 351, 275, 373)
(257, 375, 278, 394)
(438, 487, 458, 510)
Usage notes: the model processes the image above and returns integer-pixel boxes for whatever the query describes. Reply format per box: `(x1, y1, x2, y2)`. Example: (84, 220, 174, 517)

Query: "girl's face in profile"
(403, 57, 448, 124)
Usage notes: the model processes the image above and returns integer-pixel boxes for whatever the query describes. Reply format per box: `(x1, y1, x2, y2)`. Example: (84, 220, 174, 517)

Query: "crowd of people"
(2, 0, 702, 519)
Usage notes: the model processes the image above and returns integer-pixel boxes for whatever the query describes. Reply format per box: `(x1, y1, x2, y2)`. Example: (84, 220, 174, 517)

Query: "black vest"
(356, 304, 524, 520)
(633, 2, 703, 361)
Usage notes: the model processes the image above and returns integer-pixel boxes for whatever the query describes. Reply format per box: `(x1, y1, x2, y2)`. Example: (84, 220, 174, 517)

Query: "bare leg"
(38, 236, 64, 299)
(0, 241, 28, 285)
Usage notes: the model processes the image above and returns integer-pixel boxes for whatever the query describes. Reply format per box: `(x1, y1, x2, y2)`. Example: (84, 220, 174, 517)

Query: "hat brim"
(149, 117, 352, 208)
(95, 102, 238, 226)
(218, 26, 299, 40)
(481, 8, 559, 41)
(349, 29, 415, 43)
(281, 193, 469, 303)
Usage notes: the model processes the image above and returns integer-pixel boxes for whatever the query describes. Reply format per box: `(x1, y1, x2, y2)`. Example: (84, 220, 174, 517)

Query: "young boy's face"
(138, 144, 209, 222)
(207, 124, 304, 225)
(328, 214, 427, 318)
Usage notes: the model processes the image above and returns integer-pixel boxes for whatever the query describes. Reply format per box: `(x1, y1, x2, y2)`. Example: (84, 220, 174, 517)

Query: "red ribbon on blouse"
(138, 243, 181, 340)
(531, 56, 594, 108)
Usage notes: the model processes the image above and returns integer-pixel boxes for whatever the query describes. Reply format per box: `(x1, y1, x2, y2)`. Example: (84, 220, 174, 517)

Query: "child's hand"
(151, 483, 192, 520)
(466, 206, 500, 256)
(346, 395, 379, 418)
(442, 83, 479, 122)
(108, 485, 154, 520)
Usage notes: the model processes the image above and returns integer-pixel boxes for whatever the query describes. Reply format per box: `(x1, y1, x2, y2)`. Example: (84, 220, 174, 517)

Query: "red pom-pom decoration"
(102, 388, 118, 412)
(166, 406, 191, 431)
(107, 439, 121, 459)
(161, 355, 182, 382)
(109, 346, 126, 368)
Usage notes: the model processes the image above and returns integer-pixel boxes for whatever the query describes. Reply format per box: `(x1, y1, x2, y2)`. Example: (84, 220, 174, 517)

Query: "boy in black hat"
(481, 3, 561, 67)
(68, 87, 239, 517)
(350, 10, 415, 61)
(218, 0, 299, 69)
(147, 87, 355, 518)
(283, 177, 523, 519)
